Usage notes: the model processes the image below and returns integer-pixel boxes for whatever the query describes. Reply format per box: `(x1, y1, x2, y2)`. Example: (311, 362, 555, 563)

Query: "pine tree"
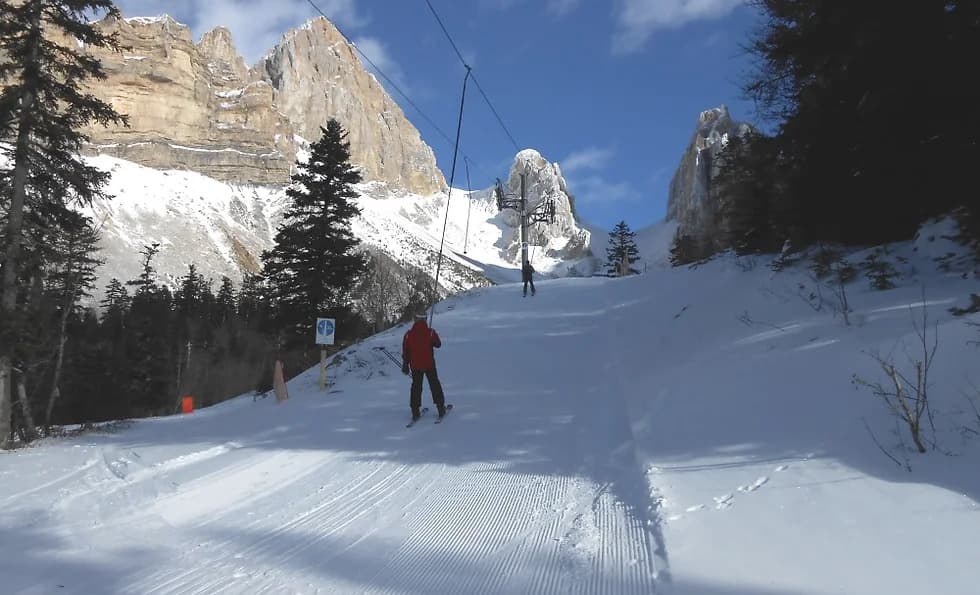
(172, 264, 215, 403)
(236, 273, 266, 328)
(712, 131, 787, 255)
(261, 119, 366, 351)
(42, 211, 103, 432)
(100, 278, 129, 337)
(670, 233, 700, 267)
(744, 1, 979, 247)
(356, 250, 403, 332)
(605, 221, 640, 276)
(0, 0, 127, 448)
(214, 276, 236, 326)
(123, 244, 173, 416)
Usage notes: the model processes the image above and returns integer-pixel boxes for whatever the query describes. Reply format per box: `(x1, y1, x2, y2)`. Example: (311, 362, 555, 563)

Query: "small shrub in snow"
(770, 239, 800, 272)
(809, 245, 842, 279)
(853, 304, 937, 454)
(861, 251, 900, 290)
(798, 256, 856, 325)
(950, 293, 980, 316)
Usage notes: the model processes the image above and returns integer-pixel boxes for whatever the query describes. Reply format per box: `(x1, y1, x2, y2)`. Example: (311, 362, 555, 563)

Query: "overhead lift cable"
(423, 0, 521, 151)
(428, 67, 472, 325)
(304, 0, 512, 325)
(304, 0, 486, 173)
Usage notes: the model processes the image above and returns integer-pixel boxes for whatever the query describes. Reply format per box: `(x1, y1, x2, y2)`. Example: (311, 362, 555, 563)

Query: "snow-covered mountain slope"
(634, 219, 678, 269)
(76, 154, 592, 302)
(2, 220, 979, 594)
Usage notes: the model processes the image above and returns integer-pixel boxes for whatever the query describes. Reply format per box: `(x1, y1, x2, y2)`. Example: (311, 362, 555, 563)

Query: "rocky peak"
(666, 105, 753, 247)
(498, 149, 592, 269)
(198, 27, 248, 86)
(253, 17, 446, 195)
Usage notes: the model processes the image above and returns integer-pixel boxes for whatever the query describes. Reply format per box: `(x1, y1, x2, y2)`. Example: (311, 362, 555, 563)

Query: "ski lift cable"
(304, 0, 487, 175)
(423, 0, 521, 152)
(428, 67, 472, 326)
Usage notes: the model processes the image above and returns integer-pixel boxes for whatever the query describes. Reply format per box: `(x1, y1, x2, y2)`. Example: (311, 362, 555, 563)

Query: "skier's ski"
(434, 403, 454, 424)
(405, 407, 429, 428)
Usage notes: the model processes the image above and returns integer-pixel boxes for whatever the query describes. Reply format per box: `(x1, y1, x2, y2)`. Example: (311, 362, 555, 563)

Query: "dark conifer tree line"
(672, 1, 980, 264)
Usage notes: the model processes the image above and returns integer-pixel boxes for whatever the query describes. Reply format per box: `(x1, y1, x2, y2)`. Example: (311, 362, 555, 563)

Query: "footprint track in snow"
(672, 462, 797, 520)
(737, 476, 769, 493)
(713, 493, 734, 509)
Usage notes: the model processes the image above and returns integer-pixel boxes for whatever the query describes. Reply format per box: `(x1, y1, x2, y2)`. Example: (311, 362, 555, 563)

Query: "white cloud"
(566, 174, 639, 204)
(559, 146, 635, 204)
(560, 146, 615, 175)
(547, 0, 582, 16)
(612, 0, 743, 54)
(482, 0, 581, 17)
(114, 0, 367, 64)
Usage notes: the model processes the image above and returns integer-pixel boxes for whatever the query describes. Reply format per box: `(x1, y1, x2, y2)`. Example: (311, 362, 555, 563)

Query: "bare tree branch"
(862, 417, 910, 471)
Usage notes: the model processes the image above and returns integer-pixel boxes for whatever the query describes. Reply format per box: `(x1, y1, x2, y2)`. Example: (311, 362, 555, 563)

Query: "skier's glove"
(402, 363, 409, 375)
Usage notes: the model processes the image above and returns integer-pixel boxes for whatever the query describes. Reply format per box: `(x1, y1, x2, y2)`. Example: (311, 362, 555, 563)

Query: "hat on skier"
(414, 311, 427, 320)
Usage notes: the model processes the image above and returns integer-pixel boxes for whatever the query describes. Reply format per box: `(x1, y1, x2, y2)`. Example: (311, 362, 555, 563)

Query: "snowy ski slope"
(2, 220, 980, 594)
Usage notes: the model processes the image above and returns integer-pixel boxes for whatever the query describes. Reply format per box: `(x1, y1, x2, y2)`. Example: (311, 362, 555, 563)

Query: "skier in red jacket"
(402, 313, 446, 420)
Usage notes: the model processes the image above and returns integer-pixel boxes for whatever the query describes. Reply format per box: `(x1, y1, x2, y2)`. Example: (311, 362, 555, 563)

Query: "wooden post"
(318, 349, 328, 391)
(273, 360, 289, 403)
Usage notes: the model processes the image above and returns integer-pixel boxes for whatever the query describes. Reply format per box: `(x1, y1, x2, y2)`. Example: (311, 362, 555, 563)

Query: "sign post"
(315, 318, 336, 391)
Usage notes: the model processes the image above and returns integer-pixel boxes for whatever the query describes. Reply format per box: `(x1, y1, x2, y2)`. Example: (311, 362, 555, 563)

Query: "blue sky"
(114, 0, 765, 231)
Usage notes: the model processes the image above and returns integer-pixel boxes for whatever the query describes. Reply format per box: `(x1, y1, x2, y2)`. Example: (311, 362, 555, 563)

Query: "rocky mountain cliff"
(666, 105, 752, 248)
(76, 13, 445, 194)
(496, 150, 593, 275)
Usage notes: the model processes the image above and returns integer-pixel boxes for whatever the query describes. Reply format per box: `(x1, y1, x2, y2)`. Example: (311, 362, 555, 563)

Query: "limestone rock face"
(198, 27, 248, 83)
(253, 18, 445, 195)
(499, 149, 593, 269)
(74, 14, 445, 193)
(77, 15, 295, 184)
(666, 105, 753, 247)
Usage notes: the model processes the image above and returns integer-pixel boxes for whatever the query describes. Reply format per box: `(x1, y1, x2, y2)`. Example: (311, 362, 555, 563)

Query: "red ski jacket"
(402, 319, 442, 371)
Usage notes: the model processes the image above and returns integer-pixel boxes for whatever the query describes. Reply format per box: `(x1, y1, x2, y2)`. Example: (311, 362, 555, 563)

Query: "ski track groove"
(209, 462, 426, 595)
(55, 443, 246, 514)
(145, 450, 328, 528)
(134, 460, 398, 595)
(367, 463, 488, 593)
(0, 457, 100, 506)
(163, 465, 400, 593)
(532, 507, 573, 594)
(367, 465, 571, 595)
(497, 474, 571, 594)
(445, 471, 549, 594)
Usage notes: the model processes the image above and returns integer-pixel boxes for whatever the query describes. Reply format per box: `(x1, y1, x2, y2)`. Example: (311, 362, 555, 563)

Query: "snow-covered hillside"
(2, 221, 979, 594)
(74, 154, 593, 303)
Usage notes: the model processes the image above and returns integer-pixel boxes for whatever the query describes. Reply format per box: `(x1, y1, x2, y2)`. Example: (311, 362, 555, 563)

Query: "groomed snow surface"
(3, 222, 980, 594)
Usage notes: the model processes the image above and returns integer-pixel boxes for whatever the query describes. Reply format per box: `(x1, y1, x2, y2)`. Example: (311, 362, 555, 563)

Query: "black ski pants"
(410, 368, 445, 413)
(523, 277, 535, 296)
